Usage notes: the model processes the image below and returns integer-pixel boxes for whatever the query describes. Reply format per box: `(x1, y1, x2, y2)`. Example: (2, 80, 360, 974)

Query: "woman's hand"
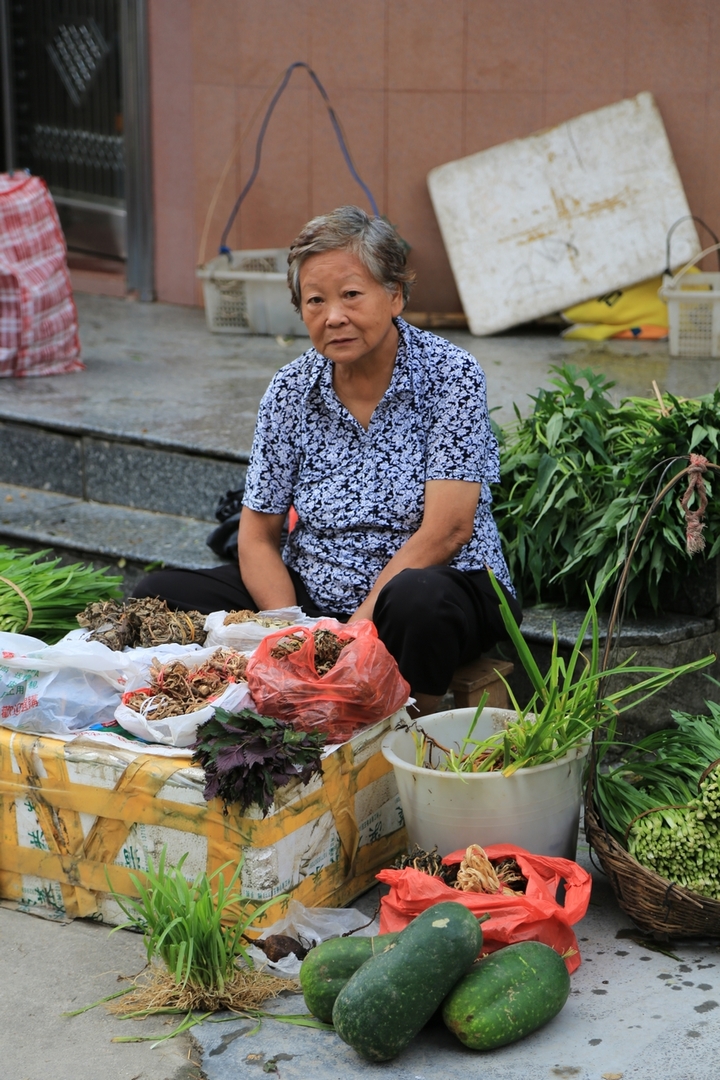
(237, 507, 297, 610)
(347, 478, 481, 623)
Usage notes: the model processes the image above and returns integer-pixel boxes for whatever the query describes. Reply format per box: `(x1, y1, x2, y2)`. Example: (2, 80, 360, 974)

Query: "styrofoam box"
(427, 92, 700, 336)
(197, 248, 309, 337)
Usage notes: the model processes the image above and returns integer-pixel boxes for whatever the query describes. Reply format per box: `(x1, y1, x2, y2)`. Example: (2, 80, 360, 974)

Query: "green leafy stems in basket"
(413, 571, 715, 779)
(109, 848, 281, 992)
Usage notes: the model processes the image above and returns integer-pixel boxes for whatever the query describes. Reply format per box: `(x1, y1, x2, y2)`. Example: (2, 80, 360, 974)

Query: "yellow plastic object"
(0, 720, 407, 924)
(561, 270, 700, 341)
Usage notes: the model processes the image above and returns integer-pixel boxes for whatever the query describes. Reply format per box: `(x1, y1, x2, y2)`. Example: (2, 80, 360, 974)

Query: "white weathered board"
(428, 92, 700, 335)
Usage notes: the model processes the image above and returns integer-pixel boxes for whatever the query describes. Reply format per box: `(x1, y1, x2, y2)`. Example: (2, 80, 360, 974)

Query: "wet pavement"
(2, 294, 719, 460)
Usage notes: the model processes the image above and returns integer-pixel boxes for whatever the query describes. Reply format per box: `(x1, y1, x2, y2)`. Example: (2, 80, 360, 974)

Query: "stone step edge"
(0, 411, 251, 465)
(0, 482, 225, 573)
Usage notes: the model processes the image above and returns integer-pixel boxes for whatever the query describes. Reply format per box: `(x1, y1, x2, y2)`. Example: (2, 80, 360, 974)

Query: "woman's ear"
(390, 283, 405, 316)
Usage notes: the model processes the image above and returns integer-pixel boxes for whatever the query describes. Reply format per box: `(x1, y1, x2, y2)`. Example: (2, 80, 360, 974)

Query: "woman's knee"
(374, 567, 467, 636)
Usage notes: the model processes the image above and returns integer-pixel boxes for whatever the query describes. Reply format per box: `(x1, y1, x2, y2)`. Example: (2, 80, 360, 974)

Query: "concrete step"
(1, 418, 246, 522)
(0, 481, 224, 595)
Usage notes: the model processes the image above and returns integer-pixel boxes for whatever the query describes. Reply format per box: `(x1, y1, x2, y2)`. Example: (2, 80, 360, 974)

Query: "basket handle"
(665, 215, 720, 275)
(660, 241, 720, 294)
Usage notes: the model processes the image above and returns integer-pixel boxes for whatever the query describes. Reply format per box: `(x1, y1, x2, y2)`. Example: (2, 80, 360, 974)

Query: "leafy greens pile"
(494, 365, 720, 611)
(0, 546, 122, 643)
(192, 707, 327, 814)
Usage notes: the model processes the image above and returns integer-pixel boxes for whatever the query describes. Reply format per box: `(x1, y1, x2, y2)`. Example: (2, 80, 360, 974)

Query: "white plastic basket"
(659, 242, 720, 357)
(196, 248, 309, 336)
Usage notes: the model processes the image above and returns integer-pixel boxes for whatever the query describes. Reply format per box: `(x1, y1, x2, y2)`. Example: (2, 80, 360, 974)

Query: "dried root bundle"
(106, 963, 296, 1016)
(393, 843, 527, 894)
(78, 597, 207, 650)
(394, 844, 456, 885)
(270, 628, 349, 676)
(224, 609, 294, 628)
(124, 648, 248, 721)
(454, 844, 527, 895)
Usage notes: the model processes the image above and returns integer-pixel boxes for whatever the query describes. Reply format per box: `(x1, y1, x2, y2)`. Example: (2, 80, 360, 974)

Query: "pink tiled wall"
(150, 0, 720, 311)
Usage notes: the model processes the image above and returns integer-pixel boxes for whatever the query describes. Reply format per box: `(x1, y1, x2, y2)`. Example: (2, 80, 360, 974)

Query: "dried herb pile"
(394, 843, 526, 895)
(123, 648, 248, 720)
(223, 609, 294, 628)
(192, 707, 327, 814)
(77, 597, 207, 651)
(271, 628, 349, 676)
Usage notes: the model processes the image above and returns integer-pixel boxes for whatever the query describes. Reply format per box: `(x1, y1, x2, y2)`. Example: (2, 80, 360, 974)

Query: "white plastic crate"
(659, 242, 720, 357)
(197, 248, 309, 336)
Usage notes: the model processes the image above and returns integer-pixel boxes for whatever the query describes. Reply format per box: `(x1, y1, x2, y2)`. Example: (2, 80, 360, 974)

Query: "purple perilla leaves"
(192, 707, 326, 815)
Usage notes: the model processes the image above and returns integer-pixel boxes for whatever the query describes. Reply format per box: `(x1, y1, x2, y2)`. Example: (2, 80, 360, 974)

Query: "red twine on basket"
(681, 454, 709, 554)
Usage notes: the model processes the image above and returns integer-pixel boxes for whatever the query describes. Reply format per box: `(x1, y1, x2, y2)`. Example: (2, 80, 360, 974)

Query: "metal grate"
(11, 1, 124, 201)
(46, 18, 109, 107)
(31, 123, 123, 172)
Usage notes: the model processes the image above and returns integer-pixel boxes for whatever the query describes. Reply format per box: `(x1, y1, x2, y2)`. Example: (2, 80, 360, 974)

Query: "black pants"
(132, 564, 521, 696)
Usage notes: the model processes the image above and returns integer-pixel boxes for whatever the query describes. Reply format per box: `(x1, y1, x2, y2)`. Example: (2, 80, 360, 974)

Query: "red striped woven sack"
(0, 173, 82, 377)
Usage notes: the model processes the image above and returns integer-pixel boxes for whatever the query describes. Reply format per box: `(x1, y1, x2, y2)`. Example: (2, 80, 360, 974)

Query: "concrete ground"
(2, 294, 719, 459)
(3, 838, 718, 1080)
(2, 294, 720, 1079)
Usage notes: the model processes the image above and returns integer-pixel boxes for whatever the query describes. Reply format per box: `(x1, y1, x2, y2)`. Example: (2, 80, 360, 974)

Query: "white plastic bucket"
(381, 708, 589, 860)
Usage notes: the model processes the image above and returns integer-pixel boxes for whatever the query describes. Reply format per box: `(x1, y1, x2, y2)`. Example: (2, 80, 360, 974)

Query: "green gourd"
(299, 933, 400, 1023)
(332, 902, 485, 1062)
(442, 940, 571, 1050)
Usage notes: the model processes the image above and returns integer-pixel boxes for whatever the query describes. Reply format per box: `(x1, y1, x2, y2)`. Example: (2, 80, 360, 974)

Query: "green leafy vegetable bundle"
(0, 546, 122, 643)
(596, 702, 720, 899)
(192, 707, 327, 814)
(494, 365, 720, 611)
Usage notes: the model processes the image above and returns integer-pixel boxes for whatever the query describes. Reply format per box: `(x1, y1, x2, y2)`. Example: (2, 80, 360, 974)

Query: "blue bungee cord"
(219, 61, 379, 255)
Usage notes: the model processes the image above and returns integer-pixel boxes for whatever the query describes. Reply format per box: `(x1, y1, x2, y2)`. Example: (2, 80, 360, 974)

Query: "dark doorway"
(1, 0, 152, 298)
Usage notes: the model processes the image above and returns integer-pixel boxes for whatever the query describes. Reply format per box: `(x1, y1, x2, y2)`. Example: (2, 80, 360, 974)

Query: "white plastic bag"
(246, 898, 379, 978)
(203, 607, 318, 652)
(114, 645, 255, 747)
(0, 632, 131, 735)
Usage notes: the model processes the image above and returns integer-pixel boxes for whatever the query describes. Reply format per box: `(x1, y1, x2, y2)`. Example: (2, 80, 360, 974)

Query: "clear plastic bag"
(246, 618, 410, 742)
(203, 607, 318, 652)
(0, 632, 131, 735)
(246, 899, 379, 978)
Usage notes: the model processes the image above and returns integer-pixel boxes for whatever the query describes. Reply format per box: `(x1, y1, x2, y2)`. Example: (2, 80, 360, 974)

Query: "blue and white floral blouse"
(243, 317, 513, 614)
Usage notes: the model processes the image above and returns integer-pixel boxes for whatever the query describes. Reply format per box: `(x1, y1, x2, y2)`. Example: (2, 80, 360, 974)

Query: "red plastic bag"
(0, 174, 82, 377)
(246, 618, 410, 742)
(377, 844, 592, 973)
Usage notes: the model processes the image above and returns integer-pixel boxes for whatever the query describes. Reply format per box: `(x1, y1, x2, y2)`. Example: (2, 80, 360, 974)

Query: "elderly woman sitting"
(134, 205, 520, 714)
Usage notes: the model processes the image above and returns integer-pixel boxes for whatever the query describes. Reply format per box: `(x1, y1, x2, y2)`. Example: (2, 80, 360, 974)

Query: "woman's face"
(299, 249, 404, 368)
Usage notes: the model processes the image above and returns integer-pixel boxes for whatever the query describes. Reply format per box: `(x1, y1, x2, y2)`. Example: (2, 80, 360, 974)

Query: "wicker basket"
(584, 765, 720, 939)
(583, 455, 720, 938)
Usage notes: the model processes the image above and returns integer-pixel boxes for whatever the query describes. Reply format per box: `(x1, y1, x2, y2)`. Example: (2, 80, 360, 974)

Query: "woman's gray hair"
(287, 206, 415, 311)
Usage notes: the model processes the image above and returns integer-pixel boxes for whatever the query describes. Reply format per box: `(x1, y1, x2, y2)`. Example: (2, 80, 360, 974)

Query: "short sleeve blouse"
(243, 317, 513, 614)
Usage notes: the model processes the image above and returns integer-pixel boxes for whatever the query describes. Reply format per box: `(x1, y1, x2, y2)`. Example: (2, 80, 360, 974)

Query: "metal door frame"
(121, 0, 153, 300)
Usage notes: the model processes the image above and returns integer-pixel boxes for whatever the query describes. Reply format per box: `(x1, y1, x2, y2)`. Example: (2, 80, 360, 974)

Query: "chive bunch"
(0, 546, 122, 643)
(112, 848, 279, 991)
(596, 703, 720, 899)
(422, 573, 713, 777)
